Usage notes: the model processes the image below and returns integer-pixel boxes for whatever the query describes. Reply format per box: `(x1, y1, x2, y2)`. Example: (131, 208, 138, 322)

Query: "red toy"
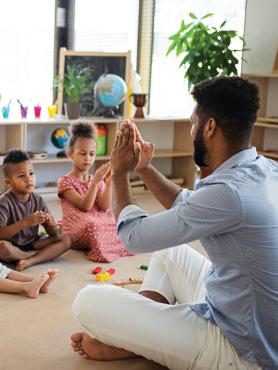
(106, 268, 116, 275)
(92, 266, 102, 274)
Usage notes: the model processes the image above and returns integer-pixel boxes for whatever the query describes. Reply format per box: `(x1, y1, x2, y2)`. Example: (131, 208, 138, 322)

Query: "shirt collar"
(195, 147, 258, 189)
(213, 147, 258, 173)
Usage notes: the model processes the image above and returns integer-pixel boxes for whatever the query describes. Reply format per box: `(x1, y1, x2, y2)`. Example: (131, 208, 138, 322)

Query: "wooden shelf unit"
(243, 73, 278, 162)
(0, 117, 195, 198)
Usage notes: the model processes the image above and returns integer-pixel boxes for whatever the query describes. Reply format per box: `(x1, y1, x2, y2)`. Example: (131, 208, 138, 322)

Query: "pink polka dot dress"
(57, 173, 134, 262)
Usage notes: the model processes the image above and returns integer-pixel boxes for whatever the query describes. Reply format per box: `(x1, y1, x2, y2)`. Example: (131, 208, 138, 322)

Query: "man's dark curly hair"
(191, 76, 260, 146)
(3, 149, 30, 177)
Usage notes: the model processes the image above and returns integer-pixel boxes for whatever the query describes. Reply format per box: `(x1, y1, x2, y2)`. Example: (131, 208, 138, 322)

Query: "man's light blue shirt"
(117, 148, 278, 370)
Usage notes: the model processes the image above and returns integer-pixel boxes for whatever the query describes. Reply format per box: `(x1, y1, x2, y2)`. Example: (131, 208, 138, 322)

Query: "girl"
(57, 122, 133, 262)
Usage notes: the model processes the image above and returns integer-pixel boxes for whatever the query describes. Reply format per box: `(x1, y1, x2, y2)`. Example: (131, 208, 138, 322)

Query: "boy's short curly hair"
(2, 149, 30, 177)
(191, 76, 260, 146)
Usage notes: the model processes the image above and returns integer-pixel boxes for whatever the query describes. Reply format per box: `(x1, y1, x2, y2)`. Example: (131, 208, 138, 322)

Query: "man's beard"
(193, 126, 209, 167)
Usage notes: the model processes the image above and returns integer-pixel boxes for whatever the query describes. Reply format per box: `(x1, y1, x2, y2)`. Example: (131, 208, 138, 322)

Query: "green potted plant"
(167, 13, 246, 90)
(54, 65, 94, 119)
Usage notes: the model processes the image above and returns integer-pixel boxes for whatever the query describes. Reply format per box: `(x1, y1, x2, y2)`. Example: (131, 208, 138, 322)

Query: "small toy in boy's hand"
(92, 266, 102, 274)
(106, 268, 116, 275)
(96, 272, 110, 282)
(140, 264, 149, 270)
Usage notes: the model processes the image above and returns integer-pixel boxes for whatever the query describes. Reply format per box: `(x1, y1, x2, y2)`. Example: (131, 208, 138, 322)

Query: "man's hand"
(23, 211, 47, 227)
(111, 121, 140, 176)
(131, 122, 155, 171)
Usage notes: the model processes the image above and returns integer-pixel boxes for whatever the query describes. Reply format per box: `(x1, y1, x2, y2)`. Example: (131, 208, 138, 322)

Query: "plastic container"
(96, 124, 107, 155)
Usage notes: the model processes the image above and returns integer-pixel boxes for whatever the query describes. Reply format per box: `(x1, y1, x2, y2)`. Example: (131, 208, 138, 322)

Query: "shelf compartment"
(31, 154, 110, 164)
(258, 150, 278, 159)
(154, 149, 193, 158)
(256, 117, 278, 126)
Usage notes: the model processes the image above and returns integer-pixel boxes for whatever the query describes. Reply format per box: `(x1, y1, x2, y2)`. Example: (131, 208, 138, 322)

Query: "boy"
(0, 149, 71, 271)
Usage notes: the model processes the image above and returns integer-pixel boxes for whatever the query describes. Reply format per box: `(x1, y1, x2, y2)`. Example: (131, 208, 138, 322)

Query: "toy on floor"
(96, 272, 111, 282)
(112, 278, 143, 288)
(92, 266, 116, 281)
(92, 266, 102, 274)
(139, 264, 149, 270)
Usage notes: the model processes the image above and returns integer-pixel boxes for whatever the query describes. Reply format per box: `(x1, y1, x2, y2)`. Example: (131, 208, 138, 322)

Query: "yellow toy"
(96, 272, 111, 282)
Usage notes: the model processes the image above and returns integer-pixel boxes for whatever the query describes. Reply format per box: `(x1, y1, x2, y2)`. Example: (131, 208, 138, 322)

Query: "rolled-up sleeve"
(117, 184, 241, 253)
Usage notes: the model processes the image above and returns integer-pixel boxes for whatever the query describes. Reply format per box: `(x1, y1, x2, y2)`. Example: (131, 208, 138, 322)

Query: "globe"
(94, 74, 127, 110)
(51, 127, 70, 149)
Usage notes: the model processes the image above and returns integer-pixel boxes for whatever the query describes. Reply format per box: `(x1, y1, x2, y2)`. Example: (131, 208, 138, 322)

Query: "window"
(150, 0, 246, 117)
(0, 0, 55, 118)
(74, 0, 139, 68)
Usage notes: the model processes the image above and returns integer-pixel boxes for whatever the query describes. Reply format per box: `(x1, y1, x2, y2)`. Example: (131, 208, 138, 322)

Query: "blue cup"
(2, 106, 10, 119)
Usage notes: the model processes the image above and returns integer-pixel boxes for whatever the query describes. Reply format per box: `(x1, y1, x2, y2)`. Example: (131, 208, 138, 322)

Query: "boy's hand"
(43, 213, 56, 227)
(23, 211, 46, 227)
(94, 162, 111, 184)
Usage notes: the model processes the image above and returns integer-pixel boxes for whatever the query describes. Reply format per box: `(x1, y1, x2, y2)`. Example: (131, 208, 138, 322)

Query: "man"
(71, 77, 278, 370)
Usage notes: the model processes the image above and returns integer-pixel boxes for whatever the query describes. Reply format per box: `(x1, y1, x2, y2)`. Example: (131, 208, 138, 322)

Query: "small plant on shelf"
(54, 65, 94, 119)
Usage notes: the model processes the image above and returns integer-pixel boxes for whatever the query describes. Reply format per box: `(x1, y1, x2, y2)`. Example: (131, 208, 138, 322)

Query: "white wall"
(242, 0, 278, 73)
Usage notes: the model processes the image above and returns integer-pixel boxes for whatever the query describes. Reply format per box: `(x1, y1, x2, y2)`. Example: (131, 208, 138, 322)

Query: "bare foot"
(24, 273, 49, 298)
(40, 268, 59, 293)
(16, 259, 31, 272)
(70, 332, 138, 361)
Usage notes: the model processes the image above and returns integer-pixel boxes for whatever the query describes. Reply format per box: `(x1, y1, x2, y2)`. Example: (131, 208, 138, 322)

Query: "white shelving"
(0, 117, 196, 198)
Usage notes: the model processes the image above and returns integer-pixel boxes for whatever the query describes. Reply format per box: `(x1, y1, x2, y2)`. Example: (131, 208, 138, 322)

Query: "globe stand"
(57, 150, 67, 158)
(103, 106, 121, 119)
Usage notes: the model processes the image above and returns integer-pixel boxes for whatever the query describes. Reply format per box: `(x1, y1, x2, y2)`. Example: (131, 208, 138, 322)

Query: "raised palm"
(133, 124, 155, 171)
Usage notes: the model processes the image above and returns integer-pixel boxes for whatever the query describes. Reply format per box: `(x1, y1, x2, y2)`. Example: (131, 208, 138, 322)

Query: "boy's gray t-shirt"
(0, 190, 49, 246)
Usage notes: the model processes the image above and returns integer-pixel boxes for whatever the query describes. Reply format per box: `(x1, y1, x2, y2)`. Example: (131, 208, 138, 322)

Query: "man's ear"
(204, 118, 217, 139)
(67, 149, 72, 158)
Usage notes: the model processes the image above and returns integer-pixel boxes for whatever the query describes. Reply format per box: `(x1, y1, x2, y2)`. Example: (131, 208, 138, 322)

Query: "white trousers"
(72, 245, 261, 370)
(0, 262, 11, 279)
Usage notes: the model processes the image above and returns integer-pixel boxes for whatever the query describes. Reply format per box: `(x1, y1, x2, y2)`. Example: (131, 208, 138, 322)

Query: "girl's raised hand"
(94, 162, 111, 183)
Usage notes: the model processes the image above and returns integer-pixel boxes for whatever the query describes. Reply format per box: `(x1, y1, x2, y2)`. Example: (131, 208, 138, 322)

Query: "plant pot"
(65, 102, 82, 119)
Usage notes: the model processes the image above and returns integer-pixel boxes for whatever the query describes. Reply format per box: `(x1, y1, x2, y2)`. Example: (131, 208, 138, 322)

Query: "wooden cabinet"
(243, 73, 278, 162)
(0, 117, 195, 198)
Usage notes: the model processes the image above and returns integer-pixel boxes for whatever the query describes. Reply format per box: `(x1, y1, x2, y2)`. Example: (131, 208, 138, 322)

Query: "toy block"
(92, 266, 102, 274)
(139, 264, 149, 270)
(96, 272, 111, 282)
(106, 268, 116, 275)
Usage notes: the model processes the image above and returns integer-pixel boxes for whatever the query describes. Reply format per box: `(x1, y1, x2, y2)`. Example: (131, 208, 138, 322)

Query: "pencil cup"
(20, 105, 28, 118)
(48, 105, 57, 118)
(34, 105, 42, 118)
(2, 106, 10, 119)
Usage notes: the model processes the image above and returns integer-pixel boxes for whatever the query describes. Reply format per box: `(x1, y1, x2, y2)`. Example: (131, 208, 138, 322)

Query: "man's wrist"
(136, 164, 152, 176)
(112, 172, 130, 181)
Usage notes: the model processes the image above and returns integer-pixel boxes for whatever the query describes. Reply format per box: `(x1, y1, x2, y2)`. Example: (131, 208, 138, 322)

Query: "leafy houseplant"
(167, 13, 246, 90)
(54, 65, 94, 119)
